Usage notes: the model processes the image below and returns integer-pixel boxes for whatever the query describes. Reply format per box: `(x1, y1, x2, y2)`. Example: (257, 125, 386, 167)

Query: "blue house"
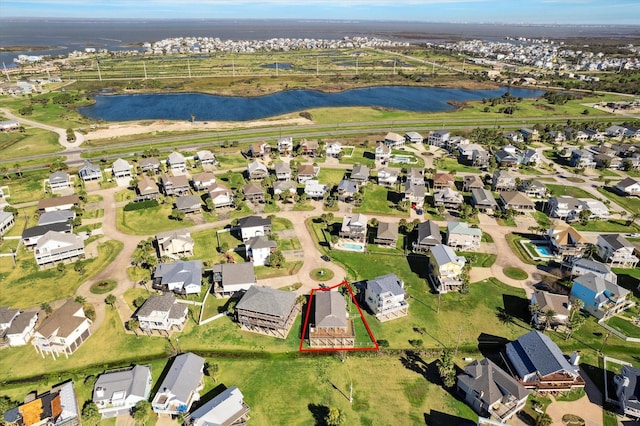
(570, 272, 629, 319)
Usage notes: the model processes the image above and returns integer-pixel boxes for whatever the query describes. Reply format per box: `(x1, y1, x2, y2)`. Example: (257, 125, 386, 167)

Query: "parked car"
(321, 255, 331, 262)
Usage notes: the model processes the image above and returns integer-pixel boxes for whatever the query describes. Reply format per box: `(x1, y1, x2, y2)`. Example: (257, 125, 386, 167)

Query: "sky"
(2, 0, 640, 24)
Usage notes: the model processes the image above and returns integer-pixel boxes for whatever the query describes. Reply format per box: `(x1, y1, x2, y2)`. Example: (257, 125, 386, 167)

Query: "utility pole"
(96, 60, 102, 81)
(599, 331, 611, 353)
(356, 57, 358, 75)
(276, 59, 279, 77)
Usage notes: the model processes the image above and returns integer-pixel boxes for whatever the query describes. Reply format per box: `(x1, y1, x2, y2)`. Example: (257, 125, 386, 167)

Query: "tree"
(535, 413, 552, 426)
(205, 197, 214, 212)
(13, 163, 22, 178)
(437, 349, 456, 388)
(542, 308, 557, 331)
(578, 209, 592, 225)
(529, 302, 540, 326)
(105, 294, 117, 309)
(219, 241, 230, 253)
(170, 208, 185, 221)
(204, 362, 219, 381)
(127, 319, 140, 336)
(267, 250, 286, 268)
(133, 400, 151, 425)
(133, 296, 146, 308)
(40, 302, 52, 314)
(81, 401, 101, 426)
(56, 262, 66, 274)
(325, 407, 345, 426)
(73, 260, 86, 275)
(74, 295, 86, 305)
(566, 311, 586, 340)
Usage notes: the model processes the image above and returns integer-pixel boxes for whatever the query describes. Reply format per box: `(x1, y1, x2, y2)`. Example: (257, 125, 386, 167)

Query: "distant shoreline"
(0, 45, 60, 52)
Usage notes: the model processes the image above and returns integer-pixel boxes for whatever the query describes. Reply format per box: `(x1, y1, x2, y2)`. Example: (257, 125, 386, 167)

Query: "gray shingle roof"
(351, 164, 370, 180)
(430, 244, 465, 267)
(37, 210, 75, 226)
(157, 353, 204, 403)
(458, 358, 529, 405)
(236, 286, 297, 319)
(367, 274, 404, 297)
(471, 188, 498, 206)
(176, 195, 201, 211)
(315, 291, 347, 329)
(22, 222, 71, 239)
(574, 272, 628, 299)
(243, 182, 264, 195)
(214, 263, 256, 287)
(0, 306, 19, 326)
(238, 216, 271, 228)
(94, 365, 151, 404)
(136, 293, 186, 318)
(245, 235, 277, 250)
(600, 233, 632, 250)
(416, 220, 442, 245)
(337, 179, 358, 194)
(376, 222, 398, 240)
(4, 311, 37, 335)
(154, 261, 202, 290)
(506, 330, 579, 379)
(616, 365, 640, 413)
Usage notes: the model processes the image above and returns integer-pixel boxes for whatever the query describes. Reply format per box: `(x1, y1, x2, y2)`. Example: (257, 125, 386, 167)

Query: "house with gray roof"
(186, 386, 250, 426)
(2, 310, 38, 347)
(570, 258, 617, 283)
(597, 234, 639, 268)
(520, 179, 547, 198)
(167, 151, 187, 173)
(304, 180, 327, 199)
(78, 160, 102, 182)
(195, 150, 216, 166)
(377, 167, 399, 187)
(0, 211, 15, 236)
(22, 222, 72, 247)
(492, 170, 517, 192)
(152, 353, 205, 415)
(571, 272, 629, 319)
(112, 158, 133, 179)
(364, 274, 408, 322)
(463, 175, 484, 192)
(93, 365, 153, 418)
(339, 214, 367, 242)
(212, 262, 256, 297)
(191, 172, 216, 191)
(309, 290, 354, 348)
(374, 221, 398, 247)
(570, 149, 596, 168)
(247, 160, 268, 181)
(615, 177, 640, 196)
(457, 358, 529, 422)
(433, 187, 464, 210)
(156, 229, 194, 258)
(614, 365, 640, 419)
(471, 188, 498, 214)
(245, 235, 277, 266)
(530, 290, 570, 328)
(236, 286, 299, 338)
(274, 162, 292, 181)
(243, 182, 265, 204)
(447, 221, 482, 251)
(521, 148, 541, 166)
(337, 179, 358, 202)
(404, 181, 426, 208)
(153, 260, 203, 295)
(405, 131, 423, 144)
(350, 164, 370, 184)
(412, 220, 442, 252)
(505, 330, 584, 392)
(136, 293, 188, 334)
(0, 306, 20, 335)
(427, 244, 466, 293)
(48, 171, 71, 190)
(32, 299, 92, 360)
(139, 157, 160, 174)
(238, 215, 271, 241)
(407, 168, 425, 186)
(176, 195, 201, 214)
(34, 231, 84, 268)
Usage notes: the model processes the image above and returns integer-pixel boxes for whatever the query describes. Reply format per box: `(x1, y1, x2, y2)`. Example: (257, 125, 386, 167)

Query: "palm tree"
(105, 294, 117, 309)
(74, 295, 86, 305)
(543, 308, 557, 331)
(127, 319, 140, 337)
(529, 302, 540, 326)
(570, 299, 584, 321)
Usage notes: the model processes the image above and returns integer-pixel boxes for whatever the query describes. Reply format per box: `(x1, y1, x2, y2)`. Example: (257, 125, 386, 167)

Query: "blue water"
(78, 86, 545, 122)
(343, 243, 365, 250)
(534, 244, 552, 256)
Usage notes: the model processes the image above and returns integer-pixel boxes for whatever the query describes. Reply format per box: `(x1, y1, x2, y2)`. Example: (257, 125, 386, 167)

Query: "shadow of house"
(386, 190, 403, 205)
(502, 294, 530, 323)
(188, 383, 228, 412)
(363, 151, 375, 161)
(426, 410, 476, 426)
(477, 333, 511, 365)
(406, 254, 429, 280)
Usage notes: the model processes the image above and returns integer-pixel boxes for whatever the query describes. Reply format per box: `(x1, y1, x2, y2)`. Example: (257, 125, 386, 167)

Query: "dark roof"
(315, 291, 347, 329)
(213, 262, 256, 287)
(615, 365, 640, 412)
(5, 311, 37, 335)
(0, 306, 20, 325)
(236, 286, 297, 319)
(136, 293, 185, 318)
(506, 330, 579, 379)
(457, 358, 529, 405)
(600, 233, 632, 250)
(416, 220, 442, 245)
(337, 179, 358, 194)
(22, 222, 71, 239)
(238, 216, 271, 228)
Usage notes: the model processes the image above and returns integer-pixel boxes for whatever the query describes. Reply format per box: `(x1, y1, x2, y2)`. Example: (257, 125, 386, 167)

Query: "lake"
(78, 86, 546, 122)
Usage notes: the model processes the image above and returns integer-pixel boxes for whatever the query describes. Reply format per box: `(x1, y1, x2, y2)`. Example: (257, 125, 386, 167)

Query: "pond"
(78, 85, 545, 122)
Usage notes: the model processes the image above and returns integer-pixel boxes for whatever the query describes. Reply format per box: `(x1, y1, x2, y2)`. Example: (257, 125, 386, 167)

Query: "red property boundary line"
(299, 280, 379, 353)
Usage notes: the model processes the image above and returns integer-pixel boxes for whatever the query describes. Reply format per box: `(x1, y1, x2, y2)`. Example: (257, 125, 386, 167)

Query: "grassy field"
(353, 184, 408, 217)
(1, 172, 49, 203)
(0, 240, 123, 308)
(598, 186, 640, 215)
(503, 267, 528, 280)
(339, 147, 375, 168)
(317, 167, 346, 187)
(0, 128, 63, 160)
(116, 204, 196, 235)
(440, 158, 482, 174)
(546, 183, 594, 199)
(457, 251, 497, 267)
(605, 316, 640, 339)
(572, 219, 640, 233)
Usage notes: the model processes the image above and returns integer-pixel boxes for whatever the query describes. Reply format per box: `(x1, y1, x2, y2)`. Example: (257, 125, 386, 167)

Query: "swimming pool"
(533, 244, 552, 257)
(343, 243, 365, 250)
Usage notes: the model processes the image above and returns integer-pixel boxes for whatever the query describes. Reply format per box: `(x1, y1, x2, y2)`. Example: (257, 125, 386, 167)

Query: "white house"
(384, 132, 405, 147)
(196, 150, 216, 166)
(375, 142, 391, 163)
(364, 274, 408, 322)
(136, 293, 188, 334)
(48, 171, 71, 190)
(245, 235, 277, 266)
(326, 141, 342, 157)
(1, 308, 38, 347)
(615, 177, 640, 196)
(597, 234, 639, 268)
(152, 353, 205, 415)
(34, 231, 84, 267)
(208, 183, 234, 208)
(238, 215, 271, 241)
(212, 262, 256, 296)
(78, 161, 102, 182)
(0, 211, 15, 236)
(153, 260, 203, 295)
(32, 299, 92, 360)
(404, 131, 423, 144)
(167, 151, 187, 173)
(304, 179, 327, 199)
(112, 158, 133, 179)
(93, 365, 153, 418)
(377, 167, 399, 187)
(427, 130, 450, 147)
(187, 386, 250, 426)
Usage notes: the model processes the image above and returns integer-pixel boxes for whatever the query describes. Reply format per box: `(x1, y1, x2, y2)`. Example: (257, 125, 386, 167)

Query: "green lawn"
(191, 229, 244, 265)
(605, 316, 640, 339)
(0, 240, 123, 308)
(598, 186, 640, 215)
(457, 252, 497, 267)
(271, 217, 294, 231)
(503, 267, 528, 280)
(505, 233, 543, 266)
(0, 128, 63, 160)
(254, 261, 303, 279)
(573, 219, 640, 233)
(353, 185, 408, 217)
(440, 158, 482, 174)
(317, 167, 346, 187)
(116, 204, 195, 235)
(215, 152, 249, 170)
(546, 184, 593, 199)
(339, 147, 375, 168)
(532, 210, 552, 228)
(2, 172, 48, 203)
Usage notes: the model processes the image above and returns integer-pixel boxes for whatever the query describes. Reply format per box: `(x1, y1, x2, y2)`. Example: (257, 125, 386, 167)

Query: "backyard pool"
(533, 243, 553, 257)
(343, 243, 365, 250)
(392, 155, 417, 164)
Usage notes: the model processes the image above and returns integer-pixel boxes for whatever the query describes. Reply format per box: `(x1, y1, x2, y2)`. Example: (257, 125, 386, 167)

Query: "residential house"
(298, 164, 320, 183)
(212, 262, 256, 296)
(432, 172, 455, 189)
(404, 181, 426, 208)
(274, 162, 292, 181)
(248, 141, 271, 159)
(135, 175, 159, 201)
(521, 148, 542, 166)
(520, 179, 547, 198)
(458, 143, 486, 164)
(584, 128, 605, 143)
(446, 136, 470, 151)
(473, 149, 491, 169)
(547, 131, 566, 144)
(1, 307, 37, 347)
(547, 224, 589, 258)
(273, 180, 297, 196)
(374, 222, 398, 247)
(34, 231, 84, 267)
(112, 158, 133, 179)
(499, 191, 535, 213)
(595, 153, 623, 170)
(463, 175, 484, 192)
(208, 183, 234, 208)
(238, 215, 271, 241)
(2, 381, 79, 426)
(156, 229, 194, 258)
(520, 128, 539, 142)
(375, 142, 391, 163)
(614, 365, 640, 419)
(325, 141, 342, 158)
(427, 130, 450, 147)
(407, 168, 425, 186)
(195, 150, 216, 166)
(571, 272, 629, 319)
(304, 180, 327, 199)
(0, 120, 20, 132)
(337, 179, 358, 202)
(546, 196, 583, 220)
(471, 188, 499, 214)
(505, 131, 524, 144)
(48, 171, 71, 190)
(300, 139, 319, 157)
(404, 131, 423, 144)
(530, 290, 571, 328)
(433, 187, 464, 210)
(606, 125, 628, 139)
(277, 137, 293, 155)
(245, 235, 277, 266)
(153, 260, 203, 295)
(0, 306, 18, 334)
(93, 365, 153, 418)
(191, 172, 216, 191)
(309, 290, 355, 348)
(447, 221, 482, 251)
(37, 194, 80, 213)
(152, 353, 205, 415)
(427, 244, 466, 293)
(364, 274, 408, 322)
(136, 293, 188, 334)
(186, 386, 250, 426)
(139, 157, 161, 174)
(570, 258, 617, 284)
(22, 222, 72, 248)
(350, 164, 370, 184)
(0, 211, 15, 235)
(78, 160, 102, 182)
(505, 330, 584, 392)
(611, 143, 638, 157)
(457, 358, 529, 423)
(247, 160, 268, 181)
(32, 299, 92, 359)
(243, 183, 265, 204)
(167, 151, 187, 173)
(176, 195, 201, 214)
(377, 167, 399, 187)
(339, 214, 367, 242)
(492, 170, 517, 192)
(615, 177, 640, 196)
(236, 286, 298, 338)
(412, 220, 442, 252)
(570, 149, 596, 168)
(161, 174, 190, 197)
(384, 132, 405, 147)
(494, 149, 519, 168)
(597, 234, 639, 268)
(579, 198, 610, 220)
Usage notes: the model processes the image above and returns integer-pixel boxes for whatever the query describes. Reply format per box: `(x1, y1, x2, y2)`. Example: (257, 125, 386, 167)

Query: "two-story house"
(152, 353, 205, 415)
(0, 307, 38, 347)
(161, 174, 190, 197)
(186, 386, 250, 426)
(571, 272, 629, 319)
(377, 167, 399, 187)
(235, 286, 299, 338)
(212, 262, 256, 297)
(339, 214, 367, 242)
(93, 365, 153, 418)
(277, 137, 293, 155)
(238, 215, 271, 241)
(139, 157, 161, 174)
(156, 229, 194, 258)
(37, 194, 80, 213)
(298, 164, 320, 183)
(34, 231, 85, 267)
(309, 290, 354, 348)
(350, 164, 370, 185)
(274, 162, 292, 181)
(245, 235, 277, 266)
(32, 299, 92, 360)
(300, 139, 319, 157)
(570, 149, 596, 168)
(325, 141, 342, 158)
(49, 171, 71, 190)
(428, 244, 466, 293)
(364, 274, 408, 322)
(520, 179, 547, 198)
(530, 290, 571, 328)
(463, 175, 484, 192)
(112, 158, 133, 179)
(597, 234, 639, 268)
(404, 181, 425, 208)
(153, 260, 203, 295)
(427, 130, 450, 147)
(0, 211, 15, 236)
(247, 160, 269, 181)
(471, 188, 498, 214)
(176, 195, 202, 214)
(375, 142, 391, 163)
(78, 160, 103, 182)
(248, 141, 271, 159)
(195, 150, 216, 166)
(548, 224, 589, 258)
(384, 132, 405, 148)
(614, 365, 640, 420)
(337, 179, 359, 202)
(135, 175, 160, 201)
(447, 221, 482, 251)
(167, 151, 187, 173)
(499, 191, 535, 213)
(3, 381, 79, 426)
(136, 293, 188, 334)
(433, 187, 464, 210)
(208, 182, 234, 208)
(243, 182, 265, 204)
(412, 220, 442, 252)
(191, 172, 216, 191)
(615, 177, 640, 196)
(404, 131, 423, 144)
(492, 170, 517, 192)
(374, 221, 398, 247)
(304, 180, 328, 199)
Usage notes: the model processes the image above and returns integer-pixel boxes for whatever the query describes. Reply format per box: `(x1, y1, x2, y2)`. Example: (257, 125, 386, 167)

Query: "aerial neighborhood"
(2, 30, 640, 426)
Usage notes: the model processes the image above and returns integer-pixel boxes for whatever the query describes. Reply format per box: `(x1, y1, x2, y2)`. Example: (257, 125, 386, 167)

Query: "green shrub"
(123, 200, 159, 211)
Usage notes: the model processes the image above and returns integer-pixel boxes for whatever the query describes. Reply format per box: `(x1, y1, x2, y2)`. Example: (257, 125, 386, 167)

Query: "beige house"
(446, 221, 482, 251)
(156, 229, 195, 258)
